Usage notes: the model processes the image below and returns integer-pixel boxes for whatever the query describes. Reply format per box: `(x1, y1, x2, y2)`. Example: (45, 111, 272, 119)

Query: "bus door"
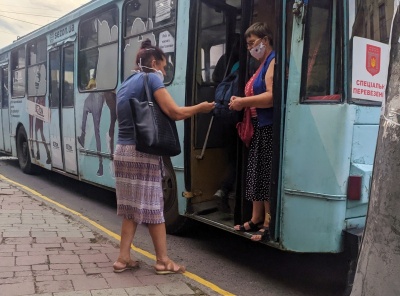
(186, 0, 240, 218)
(280, 0, 347, 252)
(0, 65, 11, 153)
(49, 44, 78, 174)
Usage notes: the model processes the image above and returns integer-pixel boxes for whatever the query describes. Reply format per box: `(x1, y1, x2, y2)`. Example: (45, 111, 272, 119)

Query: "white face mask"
(249, 40, 266, 60)
(138, 59, 165, 82)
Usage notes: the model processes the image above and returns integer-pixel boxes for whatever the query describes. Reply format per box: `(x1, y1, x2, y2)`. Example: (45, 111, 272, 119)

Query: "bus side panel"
(281, 105, 354, 252)
(281, 193, 346, 253)
(75, 91, 116, 189)
(166, 0, 190, 215)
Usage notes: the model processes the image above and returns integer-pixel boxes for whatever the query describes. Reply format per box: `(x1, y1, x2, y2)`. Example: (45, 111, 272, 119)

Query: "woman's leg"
(114, 218, 137, 268)
(251, 201, 271, 241)
(234, 200, 264, 230)
(148, 223, 184, 272)
(148, 223, 168, 262)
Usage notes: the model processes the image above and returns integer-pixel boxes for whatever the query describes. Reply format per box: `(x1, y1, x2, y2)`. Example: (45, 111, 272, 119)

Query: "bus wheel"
(16, 126, 35, 174)
(162, 156, 188, 234)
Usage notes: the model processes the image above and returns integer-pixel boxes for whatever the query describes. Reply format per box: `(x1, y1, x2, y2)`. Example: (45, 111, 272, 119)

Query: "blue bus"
(0, 0, 393, 258)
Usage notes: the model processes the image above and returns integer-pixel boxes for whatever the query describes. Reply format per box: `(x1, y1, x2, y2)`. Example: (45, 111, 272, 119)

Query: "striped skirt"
(114, 144, 164, 224)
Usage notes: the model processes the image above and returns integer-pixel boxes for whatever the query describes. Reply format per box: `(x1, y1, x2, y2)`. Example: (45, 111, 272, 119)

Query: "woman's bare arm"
(153, 88, 214, 121)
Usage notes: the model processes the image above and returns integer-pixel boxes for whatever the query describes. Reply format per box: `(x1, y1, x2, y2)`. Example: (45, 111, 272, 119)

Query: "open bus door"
(0, 65, 11, 153)
(185, 0, 241, 221)
(48, 44, 78, 175)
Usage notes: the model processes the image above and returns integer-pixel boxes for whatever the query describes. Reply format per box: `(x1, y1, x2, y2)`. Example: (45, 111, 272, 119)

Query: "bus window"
(0, 67, 7, 108)
(11, 47, 26, 98)
(301, 0, 343, 102)
(49, 50, 60, 109)
(63, 46, 75, 107)
(27, 39, 47, 97)
(123, 0, 177, 83)
(348, 1, 393, 105)
(79, 7, 119, 91)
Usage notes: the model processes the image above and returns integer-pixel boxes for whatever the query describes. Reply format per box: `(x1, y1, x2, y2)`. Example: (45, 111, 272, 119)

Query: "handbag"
(236, 107, 254, 147)
(129, 73, 181, 156)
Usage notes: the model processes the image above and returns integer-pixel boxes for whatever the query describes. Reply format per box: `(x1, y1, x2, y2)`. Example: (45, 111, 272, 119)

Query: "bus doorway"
(185, 0, 279, 233)
(185, 0, 242, 225)
(49, 44, 78, 174)
(0, 65, 11, 153)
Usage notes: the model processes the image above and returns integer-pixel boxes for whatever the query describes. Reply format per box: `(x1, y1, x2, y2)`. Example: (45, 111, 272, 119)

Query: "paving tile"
(0, 281, 35, 296)
(34, 269, 68, 276)
(124, 286, 163, 296)
(15, 270, 34, 277)
(72, 277, 109, 291)
(32, 264, 49, 271)
(36, 280, 74, 293)
(3, 231, 30, 237)
(49, 254, 80, 264)
(84, 267, 115, 274)
(0, 275, 33, 284)
(0, 256, 14, 266)
(50, 263, 82, 270)
(16, 255, 48, 265)
(157, 281, 195, 295)
(0, 244, 16, 251)
(0, 265, 31, 272)
(32, 231, 58, 237)
(80, 253, 110, 263)
(36, 237, 64, 244)
(3, 237, 32, 244)
(104, 273, 142, 289)
(137, 274, 171, 285)
(0, 271, 13, 278)
(91, 288, 129, 296)
(64, 238, 92, 243)
(67, 268, 85, 275)
(36, 275, 54, 281)
(53, 291, 91, 296)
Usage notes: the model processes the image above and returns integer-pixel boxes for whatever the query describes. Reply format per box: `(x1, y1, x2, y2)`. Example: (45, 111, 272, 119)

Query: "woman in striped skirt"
(113, 39, 214, 274)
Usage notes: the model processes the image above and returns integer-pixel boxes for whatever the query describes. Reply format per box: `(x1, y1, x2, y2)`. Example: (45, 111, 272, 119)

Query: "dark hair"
(135, 39, 166, 72)
(245, 22, 273, 47)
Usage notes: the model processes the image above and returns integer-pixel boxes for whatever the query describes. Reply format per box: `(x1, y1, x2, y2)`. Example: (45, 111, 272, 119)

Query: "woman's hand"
(229, 96, 244, 111)
(198, 101, 215, 113)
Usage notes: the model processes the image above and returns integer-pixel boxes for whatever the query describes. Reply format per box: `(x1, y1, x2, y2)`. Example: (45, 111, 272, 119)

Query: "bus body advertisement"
(0, 0, 394, 259)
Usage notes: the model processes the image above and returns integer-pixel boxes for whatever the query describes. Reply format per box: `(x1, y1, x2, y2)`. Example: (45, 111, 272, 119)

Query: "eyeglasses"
(246, 38, 261, 49)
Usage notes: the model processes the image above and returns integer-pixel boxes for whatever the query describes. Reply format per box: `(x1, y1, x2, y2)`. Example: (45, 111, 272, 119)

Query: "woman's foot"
(250, 226, 270, 242)
(113, 257, 139, 273)
(154, 259, 185, 275)
(234, 220, 263, 232)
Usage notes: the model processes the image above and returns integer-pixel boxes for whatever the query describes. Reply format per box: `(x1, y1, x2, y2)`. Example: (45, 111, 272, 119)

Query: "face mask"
(138, 59, 165, 82)
(249, 41, 266, 60)
(154, 69, 164, 82)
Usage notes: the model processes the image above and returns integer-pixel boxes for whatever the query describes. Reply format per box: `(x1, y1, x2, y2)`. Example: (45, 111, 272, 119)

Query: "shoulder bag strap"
(143, 73, 153, 104)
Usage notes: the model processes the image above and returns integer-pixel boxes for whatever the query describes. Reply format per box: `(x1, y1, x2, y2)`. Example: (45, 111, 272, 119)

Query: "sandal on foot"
(234, 220, 262, 232)
(154, 259, 185, 275)
(251, 227, 270, 242)
(113, 257, 139, 273)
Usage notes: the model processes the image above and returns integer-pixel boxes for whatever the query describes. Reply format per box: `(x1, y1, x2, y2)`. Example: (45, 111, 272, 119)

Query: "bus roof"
(0, 0, 116, 54)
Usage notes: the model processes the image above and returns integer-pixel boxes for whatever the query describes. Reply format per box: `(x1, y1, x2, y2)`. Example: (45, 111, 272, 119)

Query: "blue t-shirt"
(116, 72, 165, 145)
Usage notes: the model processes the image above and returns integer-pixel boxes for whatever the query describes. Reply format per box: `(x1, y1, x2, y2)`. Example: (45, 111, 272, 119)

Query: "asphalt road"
(0, 157, 348, 296)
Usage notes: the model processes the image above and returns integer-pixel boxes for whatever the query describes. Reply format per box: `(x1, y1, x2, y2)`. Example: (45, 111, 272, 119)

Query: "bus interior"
(185, 0, 279, 234)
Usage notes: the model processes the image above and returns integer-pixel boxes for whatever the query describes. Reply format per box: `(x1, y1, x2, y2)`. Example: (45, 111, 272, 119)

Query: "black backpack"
(213, 69, 239, 124)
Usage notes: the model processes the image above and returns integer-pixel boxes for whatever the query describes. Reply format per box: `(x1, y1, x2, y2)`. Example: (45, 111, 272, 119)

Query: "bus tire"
(162, 156, 189, 234)
(16, 126, 36, 174)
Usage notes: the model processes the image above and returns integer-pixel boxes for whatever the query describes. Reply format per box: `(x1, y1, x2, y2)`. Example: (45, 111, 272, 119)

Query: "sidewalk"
(0, 179, 215, 296)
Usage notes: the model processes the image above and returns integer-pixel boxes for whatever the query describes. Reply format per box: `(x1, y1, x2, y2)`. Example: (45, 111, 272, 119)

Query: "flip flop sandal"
(113, 257, 139, 273)
(234, 220, 262, 232)
(154, 259, 186, 275)
(251, 227, 270, 242)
